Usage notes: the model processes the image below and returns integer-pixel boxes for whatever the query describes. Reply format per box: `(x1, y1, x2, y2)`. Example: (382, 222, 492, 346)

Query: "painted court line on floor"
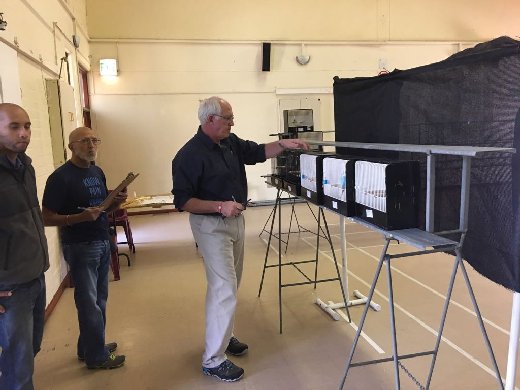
(259, 236, 386, 355)
(336, 310, 385, 354)
(301, 236, 511, 386)
(352, 245, 509, 336)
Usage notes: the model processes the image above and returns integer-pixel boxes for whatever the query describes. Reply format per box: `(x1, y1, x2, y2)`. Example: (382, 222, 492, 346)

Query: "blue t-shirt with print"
(43, 161, 110, 243)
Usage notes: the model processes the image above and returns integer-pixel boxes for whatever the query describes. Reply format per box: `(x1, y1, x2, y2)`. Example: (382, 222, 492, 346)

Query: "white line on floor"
(259, 236, 386, 355)
(353, 245, 510, 337)
(300, 236, 513, 387)
(336, 310, 385, 354)
(315, 243, 509, 336)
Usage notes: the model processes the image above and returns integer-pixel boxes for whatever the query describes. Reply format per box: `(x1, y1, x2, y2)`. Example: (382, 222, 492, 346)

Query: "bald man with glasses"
(172, 96, 308, 382)
(42, 126, 127, 370)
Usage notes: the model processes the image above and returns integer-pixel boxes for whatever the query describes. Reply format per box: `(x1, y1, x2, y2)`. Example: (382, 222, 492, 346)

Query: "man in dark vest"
(0, 103, 49, 390)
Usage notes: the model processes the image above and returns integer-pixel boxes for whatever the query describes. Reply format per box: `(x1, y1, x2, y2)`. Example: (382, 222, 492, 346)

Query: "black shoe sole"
(87, 362, 125, 370)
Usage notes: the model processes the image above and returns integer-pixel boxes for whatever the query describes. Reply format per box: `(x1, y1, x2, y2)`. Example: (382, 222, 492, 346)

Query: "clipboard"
(99, 172, 139, 211)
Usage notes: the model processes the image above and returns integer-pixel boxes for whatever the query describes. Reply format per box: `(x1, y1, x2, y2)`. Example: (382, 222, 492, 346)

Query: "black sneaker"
(87, 353, 125, 369)
(202, 359, 244, 382)
(78, 342, 118, 361)
(226, 336, 248, 356)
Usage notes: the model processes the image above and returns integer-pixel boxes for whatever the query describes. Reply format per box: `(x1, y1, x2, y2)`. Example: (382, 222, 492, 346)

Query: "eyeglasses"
(71, 137, 102, 145)
(213, 114, 235, 122)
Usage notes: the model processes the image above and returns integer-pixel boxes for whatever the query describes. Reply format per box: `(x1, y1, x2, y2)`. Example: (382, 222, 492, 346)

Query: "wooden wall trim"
(44, 273, 71, 322)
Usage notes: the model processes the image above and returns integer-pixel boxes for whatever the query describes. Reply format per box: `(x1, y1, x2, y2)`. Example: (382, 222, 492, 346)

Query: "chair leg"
(110, 250, 121, 281)
(122, 220, 135, 253)
(118, 252, 131, 267)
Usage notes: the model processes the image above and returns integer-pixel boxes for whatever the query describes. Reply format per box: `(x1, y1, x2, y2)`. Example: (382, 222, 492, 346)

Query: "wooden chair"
(108, 208, 136, 253)
(109, 227, 130, 281)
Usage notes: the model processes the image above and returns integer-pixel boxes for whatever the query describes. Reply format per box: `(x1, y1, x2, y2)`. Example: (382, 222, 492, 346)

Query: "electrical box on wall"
(283, 109, 314, 133)
(278, 97, 322, 134)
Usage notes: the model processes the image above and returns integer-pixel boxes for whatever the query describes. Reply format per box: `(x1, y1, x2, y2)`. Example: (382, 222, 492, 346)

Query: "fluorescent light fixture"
(99, 58, 118, 76)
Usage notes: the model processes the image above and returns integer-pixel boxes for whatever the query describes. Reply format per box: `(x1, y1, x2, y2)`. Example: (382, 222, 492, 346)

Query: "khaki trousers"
(189, 213, 245, 368)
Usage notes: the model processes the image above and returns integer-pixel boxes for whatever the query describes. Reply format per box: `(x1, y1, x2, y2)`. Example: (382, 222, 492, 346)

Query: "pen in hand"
(230, 196, 246, 217)
(231, 196, 251, 208)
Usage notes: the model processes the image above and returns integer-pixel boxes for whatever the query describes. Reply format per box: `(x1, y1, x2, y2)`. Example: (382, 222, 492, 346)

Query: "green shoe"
(78, 342, 118, 361)
(87, 353, 125, 369)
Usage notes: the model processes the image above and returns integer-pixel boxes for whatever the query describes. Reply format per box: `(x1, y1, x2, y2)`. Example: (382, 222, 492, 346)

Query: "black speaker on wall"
(262, 42, 271, 72)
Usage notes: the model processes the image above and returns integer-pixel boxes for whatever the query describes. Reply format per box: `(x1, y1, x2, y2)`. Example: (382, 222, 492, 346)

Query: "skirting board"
(44, 273, 71, 322)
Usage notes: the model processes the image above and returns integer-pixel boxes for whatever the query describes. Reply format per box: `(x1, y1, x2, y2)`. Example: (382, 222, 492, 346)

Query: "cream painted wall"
(92, 93, 281, 199)
(90, 41, 460, 200)
(390, 0, 520, 41)
(87, 0, 381, 41)
(0, 44, 21, 103)
(1, 0, 517, 304)
(1, 0, 89, 305)
(18, 58, 66, 301)
(86, 1, 520, 200)
(86, 0, 520, 42)
(2, 0, 90, 75)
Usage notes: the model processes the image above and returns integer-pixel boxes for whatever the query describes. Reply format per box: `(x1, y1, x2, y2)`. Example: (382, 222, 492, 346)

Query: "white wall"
(85, 0, 520, 42)
(86, 1, 520, 200)
(0, 44, 21, 103)
(3, 0, 520, 302)
(89, 41, 462, 200)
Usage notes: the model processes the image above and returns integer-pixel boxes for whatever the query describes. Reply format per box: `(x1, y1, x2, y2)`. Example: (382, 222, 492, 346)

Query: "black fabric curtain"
(333, 36, 520, 292)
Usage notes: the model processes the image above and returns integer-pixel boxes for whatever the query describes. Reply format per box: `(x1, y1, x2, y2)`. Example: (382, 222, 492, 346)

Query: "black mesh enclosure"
(333, 36, 520, 292)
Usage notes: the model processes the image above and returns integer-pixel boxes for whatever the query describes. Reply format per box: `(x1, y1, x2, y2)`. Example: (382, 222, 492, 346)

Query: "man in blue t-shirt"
(42, 126, 127, 369)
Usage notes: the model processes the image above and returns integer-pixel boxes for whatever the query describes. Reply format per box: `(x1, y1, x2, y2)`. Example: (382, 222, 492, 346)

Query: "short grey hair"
(198, 96, 224, 125)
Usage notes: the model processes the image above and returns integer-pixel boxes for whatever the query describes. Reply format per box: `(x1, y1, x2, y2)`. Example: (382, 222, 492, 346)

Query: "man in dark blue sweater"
(172, 96, 307, 382)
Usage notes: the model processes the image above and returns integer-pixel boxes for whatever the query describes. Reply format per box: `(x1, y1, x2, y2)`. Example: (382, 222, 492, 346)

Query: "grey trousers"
(189, 213, 245, 368)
